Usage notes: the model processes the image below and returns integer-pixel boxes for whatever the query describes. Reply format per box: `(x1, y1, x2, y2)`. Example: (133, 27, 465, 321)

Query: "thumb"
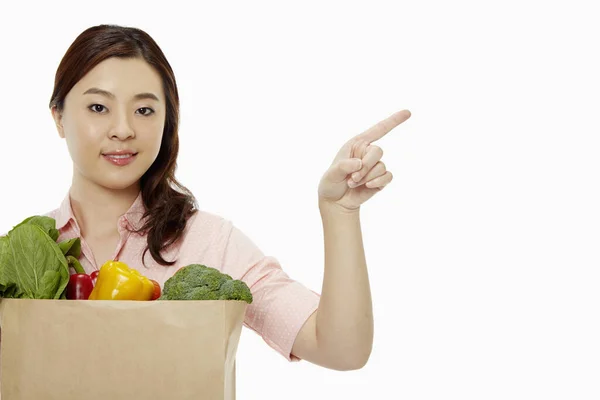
(324, 158, 362, 183)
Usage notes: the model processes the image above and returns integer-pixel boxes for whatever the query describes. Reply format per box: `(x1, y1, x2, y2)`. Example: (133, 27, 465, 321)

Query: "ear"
(51, 106, 65, 139)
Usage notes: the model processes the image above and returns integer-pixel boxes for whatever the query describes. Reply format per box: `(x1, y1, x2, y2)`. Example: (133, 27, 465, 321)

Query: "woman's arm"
(291, 110, 410, 370)
(291, 200, 372, 371)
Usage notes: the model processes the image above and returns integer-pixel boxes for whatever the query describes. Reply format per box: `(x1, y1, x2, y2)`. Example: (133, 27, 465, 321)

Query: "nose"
(108, 109, 135, 140)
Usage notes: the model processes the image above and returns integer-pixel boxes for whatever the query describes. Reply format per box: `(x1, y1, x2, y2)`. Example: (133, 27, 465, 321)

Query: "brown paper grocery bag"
(0, 299, 247, 400)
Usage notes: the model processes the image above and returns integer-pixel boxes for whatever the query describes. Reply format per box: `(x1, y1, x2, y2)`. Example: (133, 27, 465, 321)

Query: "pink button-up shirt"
(38, 190, 321, 362)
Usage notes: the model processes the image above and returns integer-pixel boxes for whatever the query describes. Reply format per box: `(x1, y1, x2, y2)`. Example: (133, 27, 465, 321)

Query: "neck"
(69, 172, 141, 238)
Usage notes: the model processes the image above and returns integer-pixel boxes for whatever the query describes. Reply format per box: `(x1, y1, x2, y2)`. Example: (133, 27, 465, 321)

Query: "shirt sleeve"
(220, 222, 321, 362)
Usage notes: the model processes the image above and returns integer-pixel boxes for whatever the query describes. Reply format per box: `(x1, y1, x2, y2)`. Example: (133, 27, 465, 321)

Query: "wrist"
(318, 198, 360, 218)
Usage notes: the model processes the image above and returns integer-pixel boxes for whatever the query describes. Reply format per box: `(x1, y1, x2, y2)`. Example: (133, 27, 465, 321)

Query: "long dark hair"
(49, 24, 197, 266)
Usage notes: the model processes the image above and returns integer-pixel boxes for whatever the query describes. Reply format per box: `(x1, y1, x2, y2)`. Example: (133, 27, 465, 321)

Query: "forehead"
(70, 57, 164, 100)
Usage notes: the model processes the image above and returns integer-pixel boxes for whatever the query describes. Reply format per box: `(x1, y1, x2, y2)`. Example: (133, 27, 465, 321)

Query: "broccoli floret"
(184, 286, 220, 300)
(163, 264, 228, 292)
(160, 264, 252, 304)
(218, 280, 253, 303)
(159, 281, 190, 300)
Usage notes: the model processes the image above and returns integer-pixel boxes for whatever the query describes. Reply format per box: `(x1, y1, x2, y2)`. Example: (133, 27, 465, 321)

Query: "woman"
(46, 24, 411, 371)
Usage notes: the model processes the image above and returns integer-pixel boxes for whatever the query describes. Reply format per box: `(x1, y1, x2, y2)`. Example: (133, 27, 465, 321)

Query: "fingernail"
(352, 172, 361, 182)
(348, 179, 357, 188)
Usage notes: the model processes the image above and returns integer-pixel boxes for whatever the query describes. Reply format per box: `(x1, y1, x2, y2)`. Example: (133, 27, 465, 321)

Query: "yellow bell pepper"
(88, 260, 155, 301)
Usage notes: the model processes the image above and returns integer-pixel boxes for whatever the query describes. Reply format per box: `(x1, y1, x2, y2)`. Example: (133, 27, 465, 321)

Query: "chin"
(79, 157, 154, 191)
(95, 172, 144, 191)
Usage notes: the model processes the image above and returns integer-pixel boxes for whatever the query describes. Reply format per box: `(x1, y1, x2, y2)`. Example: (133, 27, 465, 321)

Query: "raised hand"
(317, 109, 411, 212)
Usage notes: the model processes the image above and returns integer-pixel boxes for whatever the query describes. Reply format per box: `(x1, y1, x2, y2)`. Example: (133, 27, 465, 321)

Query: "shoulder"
(43, 207, 70, 233)
(172, 208, 235, 266)
(43, 208, 60, 220)
(176, 209, 264, 277)
(186, 210, 262, 258)
(185, 208, 234, 241)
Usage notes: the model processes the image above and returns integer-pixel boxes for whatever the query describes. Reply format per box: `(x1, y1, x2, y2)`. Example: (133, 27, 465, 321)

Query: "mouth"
(102, 152, 139, 166)
(102, 153, 138, 158)
(102, 149, 138, 156)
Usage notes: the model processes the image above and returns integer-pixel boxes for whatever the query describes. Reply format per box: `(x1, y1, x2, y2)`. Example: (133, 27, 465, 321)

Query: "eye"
(137, 107, 155, 116)
(88, 105, 155, 116)
(89, 104, 106, 113)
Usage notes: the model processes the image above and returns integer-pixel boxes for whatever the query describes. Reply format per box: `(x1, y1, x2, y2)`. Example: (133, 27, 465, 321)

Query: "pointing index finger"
(357, 109, 411, 143)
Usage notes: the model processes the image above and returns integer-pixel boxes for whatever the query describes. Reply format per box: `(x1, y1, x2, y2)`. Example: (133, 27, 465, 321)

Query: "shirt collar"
(55, 190, 146, 231)
(123, 191, 146, 230)
(55, 192, 75, 230)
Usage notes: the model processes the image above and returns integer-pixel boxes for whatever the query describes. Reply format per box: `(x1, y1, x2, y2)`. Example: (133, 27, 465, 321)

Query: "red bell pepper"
(150, 279, 161, 300)
(66, 255, 94, 300)
(90, 270, 99, 284)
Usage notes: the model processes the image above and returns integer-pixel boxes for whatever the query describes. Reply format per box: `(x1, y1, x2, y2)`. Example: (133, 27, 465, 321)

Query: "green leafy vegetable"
(0, 216, 71, 299)
(12, 216, 60, 242)
(0, 234, 19, 297)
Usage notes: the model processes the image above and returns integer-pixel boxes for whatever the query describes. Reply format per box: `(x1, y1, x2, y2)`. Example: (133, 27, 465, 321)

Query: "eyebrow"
(83, 87, 160, 102)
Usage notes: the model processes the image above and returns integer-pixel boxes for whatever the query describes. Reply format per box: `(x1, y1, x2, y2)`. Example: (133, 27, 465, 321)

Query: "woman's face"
(52, 57, 166, 191)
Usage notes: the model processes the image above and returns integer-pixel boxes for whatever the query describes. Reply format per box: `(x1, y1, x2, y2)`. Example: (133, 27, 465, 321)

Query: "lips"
(102, 150, 138, 156)
(102, 151, 138, 166)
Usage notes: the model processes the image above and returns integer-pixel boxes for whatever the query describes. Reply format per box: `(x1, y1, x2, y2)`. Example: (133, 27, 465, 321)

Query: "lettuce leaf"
(0, 217, 70, 299)
(0, 234, 20, 297)
(11, 216, 60, 242)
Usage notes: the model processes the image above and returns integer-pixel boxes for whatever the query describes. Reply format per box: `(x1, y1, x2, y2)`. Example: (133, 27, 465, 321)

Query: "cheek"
(138, 116, 165, 157)
(64, 123, 103, 161)
(145, 129, 164, 157)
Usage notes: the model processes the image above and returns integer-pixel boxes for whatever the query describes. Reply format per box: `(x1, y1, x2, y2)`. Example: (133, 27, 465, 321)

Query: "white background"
(1, 1, 599, 399)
